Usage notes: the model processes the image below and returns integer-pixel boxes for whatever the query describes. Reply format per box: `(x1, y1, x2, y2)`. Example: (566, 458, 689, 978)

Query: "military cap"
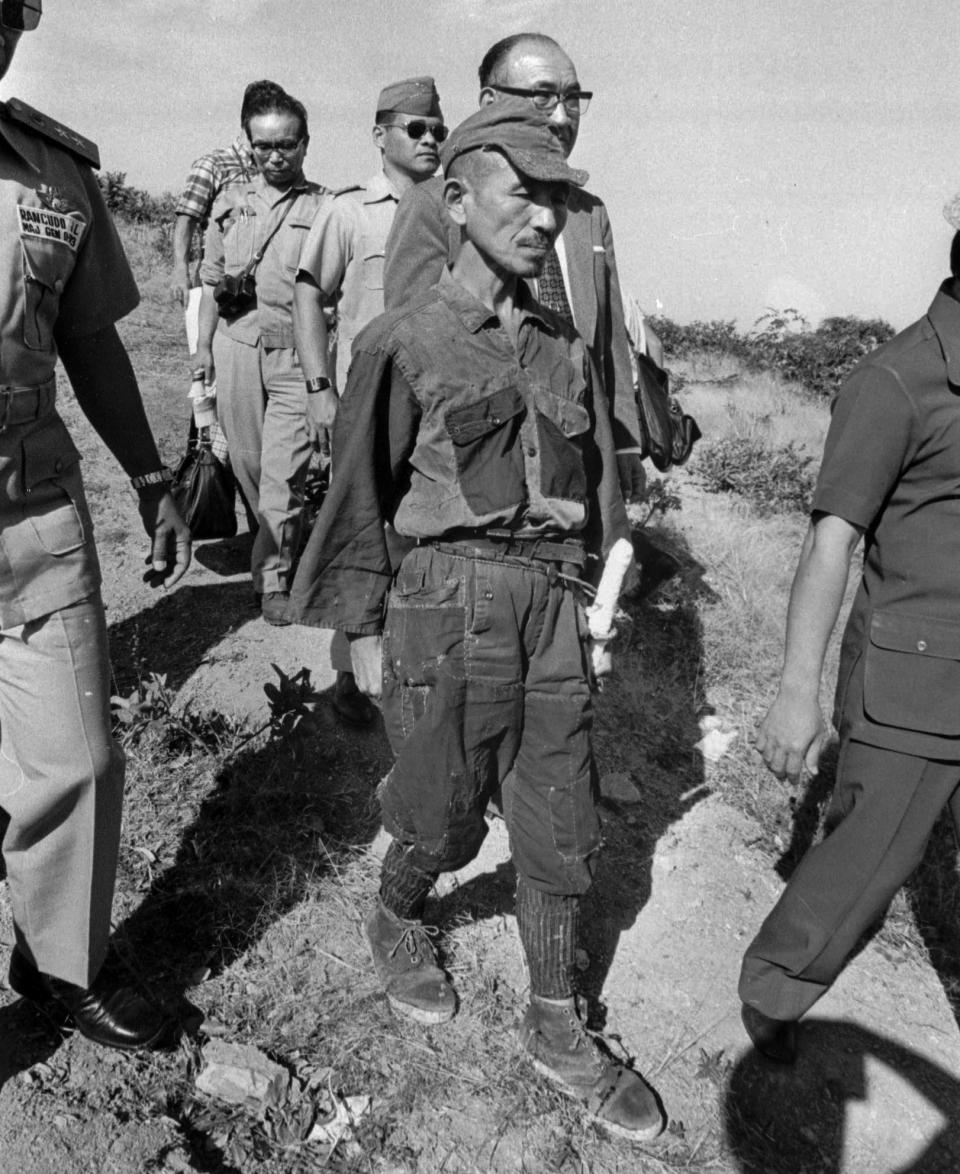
(439, 98, 588, 187)
(376, 76, 442, 119)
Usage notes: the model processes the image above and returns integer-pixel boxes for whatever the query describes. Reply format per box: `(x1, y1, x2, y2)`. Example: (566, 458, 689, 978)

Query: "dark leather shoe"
(332, 670, 376, 726)
(741, 1002, 798, 1064)
(9, 948, 167, 1051)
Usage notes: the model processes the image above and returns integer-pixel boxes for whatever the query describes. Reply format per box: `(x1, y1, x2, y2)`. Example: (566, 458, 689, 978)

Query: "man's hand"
(193, 345, 215, 387)
(754, 689, 829, 786)
(305, 386, 338, 449)
(138, 491, 192, 589)
(170, 268, 191, 307)
(348, 633, 383, 699)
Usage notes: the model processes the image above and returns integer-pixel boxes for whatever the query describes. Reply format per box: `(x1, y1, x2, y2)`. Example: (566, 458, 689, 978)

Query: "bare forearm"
(172, 215, 195, 276)
(779, 514, 861, 700)
(293, 277, 331, 381)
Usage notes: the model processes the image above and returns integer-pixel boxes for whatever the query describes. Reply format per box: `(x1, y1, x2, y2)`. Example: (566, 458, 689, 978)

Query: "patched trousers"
(0, 593, 124, 988)
(214, 332, 311, 594)
(379, 543, 601, 895)
(739, 737, 960, 1020)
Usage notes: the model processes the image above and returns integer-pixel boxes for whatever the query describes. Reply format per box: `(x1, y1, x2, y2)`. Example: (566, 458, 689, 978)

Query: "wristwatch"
(130, 467, 174, 492)
(305, 375, 333, 394)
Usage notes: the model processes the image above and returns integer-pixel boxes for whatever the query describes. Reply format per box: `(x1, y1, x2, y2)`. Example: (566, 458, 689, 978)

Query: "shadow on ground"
(110, 700, 392, 1021)
(724, 1019, 960, 1172)
(107, 573, 256, 696)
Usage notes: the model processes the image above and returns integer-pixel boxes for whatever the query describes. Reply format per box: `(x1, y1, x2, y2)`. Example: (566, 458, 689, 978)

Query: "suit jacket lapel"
(563, 191, 598, 345)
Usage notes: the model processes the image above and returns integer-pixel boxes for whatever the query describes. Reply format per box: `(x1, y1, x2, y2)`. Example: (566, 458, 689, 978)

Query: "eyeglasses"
(249, 138, 305, 157)
(379, 119, 449, 143)
(0, 0, 41, 31)
(489, 84, 591, 115)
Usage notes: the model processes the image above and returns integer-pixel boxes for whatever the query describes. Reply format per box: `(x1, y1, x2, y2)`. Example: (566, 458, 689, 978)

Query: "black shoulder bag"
(171, 419, 238, 540)
(634, 351, 702, 472)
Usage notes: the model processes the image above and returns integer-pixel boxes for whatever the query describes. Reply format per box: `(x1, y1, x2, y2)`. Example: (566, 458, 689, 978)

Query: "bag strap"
(239, 196, 297, 279)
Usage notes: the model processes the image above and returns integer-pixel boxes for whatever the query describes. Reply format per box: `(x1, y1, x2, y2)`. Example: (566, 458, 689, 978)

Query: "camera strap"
(239, 195, 297, 280)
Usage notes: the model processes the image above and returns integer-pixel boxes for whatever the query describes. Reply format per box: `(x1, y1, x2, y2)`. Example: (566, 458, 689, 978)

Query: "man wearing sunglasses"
(293, 76, 444, 725)
(0, 0, 192, 1049)
(383, 34, 646, 511)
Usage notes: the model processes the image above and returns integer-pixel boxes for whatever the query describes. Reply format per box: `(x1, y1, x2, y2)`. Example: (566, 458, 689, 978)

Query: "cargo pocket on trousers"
(445, 387, 526, 514)
(864, 610, 960, 735)
(383, 570, 466, 739)
(21, 416, 86, 554)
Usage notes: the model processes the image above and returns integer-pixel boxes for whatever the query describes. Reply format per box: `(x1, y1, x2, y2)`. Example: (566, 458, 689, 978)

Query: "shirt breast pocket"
(444, 386, 526, 515)
(21, 238, 77, 351)
(864, 610, 960, 735)
(533, 387, 591, 503)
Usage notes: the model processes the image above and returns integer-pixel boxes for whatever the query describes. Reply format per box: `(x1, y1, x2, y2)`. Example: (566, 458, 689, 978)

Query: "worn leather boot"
(519, 995, 663, 1141)
(364, 899, 456, 1025)
(9, 948, 167, 1051)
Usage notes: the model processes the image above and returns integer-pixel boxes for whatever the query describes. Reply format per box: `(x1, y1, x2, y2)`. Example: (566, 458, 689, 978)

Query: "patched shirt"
(174, 135, 255, 231)
(297, 172, 401, 390)
(200, 172, 328, 349)
(289, 268, 630, 633)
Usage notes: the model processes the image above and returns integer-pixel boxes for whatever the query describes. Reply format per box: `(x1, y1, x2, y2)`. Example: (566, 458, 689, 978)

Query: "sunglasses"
(380, 119, 448, 143)
(0, 0, 41, 31)
(250, 138, 304, 157)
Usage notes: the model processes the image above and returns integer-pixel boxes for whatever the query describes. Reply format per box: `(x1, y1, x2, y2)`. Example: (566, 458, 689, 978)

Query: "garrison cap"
(439, 98, 588, 187)
(376, 76, 442, 119)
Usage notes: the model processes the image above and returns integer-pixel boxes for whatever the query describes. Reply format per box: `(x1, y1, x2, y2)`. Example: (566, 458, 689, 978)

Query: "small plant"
(697, 436, 817, 515)
(639, 476, 682, 526)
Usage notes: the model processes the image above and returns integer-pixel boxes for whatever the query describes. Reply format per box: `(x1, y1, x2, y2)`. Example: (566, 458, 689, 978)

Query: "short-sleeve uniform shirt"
(0, 102, 139, 624)
(817, 282, 960, 758)
(200, 172, 328, 349)
(296, 172, 401, 391)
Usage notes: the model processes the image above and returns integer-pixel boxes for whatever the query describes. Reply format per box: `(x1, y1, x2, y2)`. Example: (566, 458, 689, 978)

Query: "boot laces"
(389, 922, 439, 967)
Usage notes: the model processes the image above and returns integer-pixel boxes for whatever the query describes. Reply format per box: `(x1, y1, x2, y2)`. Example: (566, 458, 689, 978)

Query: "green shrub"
(651, 310, 895, 398)
(697, 436, 817, 515)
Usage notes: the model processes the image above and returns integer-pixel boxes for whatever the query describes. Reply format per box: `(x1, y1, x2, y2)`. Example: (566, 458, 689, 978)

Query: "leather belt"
(0, 378, 56, 433)
(422, 527, 588, 568)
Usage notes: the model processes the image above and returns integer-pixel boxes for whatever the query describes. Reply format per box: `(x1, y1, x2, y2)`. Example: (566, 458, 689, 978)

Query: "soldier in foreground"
(0, 1, 191, 1049)
(740, 204, 960, 1063)
(289, 101, 663, 1142)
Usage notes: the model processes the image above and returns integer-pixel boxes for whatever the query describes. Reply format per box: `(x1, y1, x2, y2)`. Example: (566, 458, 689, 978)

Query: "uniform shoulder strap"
(333, 184, 365, 198)
(3, 98, 100, 168)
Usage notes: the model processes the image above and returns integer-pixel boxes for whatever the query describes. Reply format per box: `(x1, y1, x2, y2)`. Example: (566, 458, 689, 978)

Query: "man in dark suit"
(383, 33, 645, 497)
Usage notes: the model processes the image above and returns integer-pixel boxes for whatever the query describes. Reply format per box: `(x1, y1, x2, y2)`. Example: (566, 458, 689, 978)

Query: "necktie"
(538, 244, 574, 326)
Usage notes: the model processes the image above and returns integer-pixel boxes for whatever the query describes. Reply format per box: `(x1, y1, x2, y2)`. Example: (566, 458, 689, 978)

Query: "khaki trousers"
(214, 333, 311, 594)
(739, 738, 960, 1020)
(0, 593, 124, 987)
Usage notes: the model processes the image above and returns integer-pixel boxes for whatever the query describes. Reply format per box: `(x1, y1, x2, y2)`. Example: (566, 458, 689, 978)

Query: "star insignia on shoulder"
(4, 98, 100, 168)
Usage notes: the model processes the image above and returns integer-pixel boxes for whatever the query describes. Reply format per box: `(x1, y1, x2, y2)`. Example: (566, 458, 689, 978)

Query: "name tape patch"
(17, 205, 84, 252)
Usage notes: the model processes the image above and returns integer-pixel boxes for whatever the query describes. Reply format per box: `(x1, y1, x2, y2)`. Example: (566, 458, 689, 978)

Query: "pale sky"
(9, 0, 960, 330)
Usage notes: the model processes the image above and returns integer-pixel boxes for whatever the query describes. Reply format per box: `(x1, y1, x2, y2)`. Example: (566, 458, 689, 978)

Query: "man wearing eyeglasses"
(194, 87, 328, 626)
(292, 77, 444, 724)
(383, 34, 646, 506)
(0, 0, 192, 1050)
